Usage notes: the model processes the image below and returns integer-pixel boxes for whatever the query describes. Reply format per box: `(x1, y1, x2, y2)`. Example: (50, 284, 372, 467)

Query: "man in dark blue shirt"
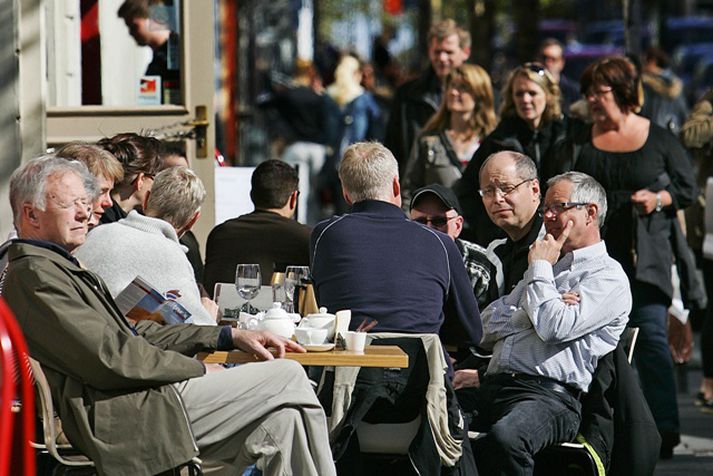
(310, 142, 482, 349)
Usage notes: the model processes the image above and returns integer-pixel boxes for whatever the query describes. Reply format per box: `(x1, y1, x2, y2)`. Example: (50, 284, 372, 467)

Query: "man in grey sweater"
(76, 166, 217, 325)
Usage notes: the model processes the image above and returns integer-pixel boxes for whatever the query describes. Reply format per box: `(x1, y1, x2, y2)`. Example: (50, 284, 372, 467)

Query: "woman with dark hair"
(401, 63, 496, 208)
(559, 56, 697, 458)
(97, 132, 164, 224)
(455, 62, 567, 245)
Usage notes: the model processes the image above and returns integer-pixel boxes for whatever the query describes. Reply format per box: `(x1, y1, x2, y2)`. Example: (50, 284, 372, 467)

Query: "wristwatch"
(655, 192, 663, 212)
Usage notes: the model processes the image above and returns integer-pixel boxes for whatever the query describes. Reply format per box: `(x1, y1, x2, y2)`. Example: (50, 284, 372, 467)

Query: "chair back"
(0, 297, 36, 476)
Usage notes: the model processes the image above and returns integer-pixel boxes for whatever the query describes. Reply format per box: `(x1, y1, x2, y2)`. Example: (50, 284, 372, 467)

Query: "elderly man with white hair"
(3, 156, 336, 476)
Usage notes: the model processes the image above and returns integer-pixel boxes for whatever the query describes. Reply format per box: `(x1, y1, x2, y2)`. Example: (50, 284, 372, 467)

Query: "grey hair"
(145, 166, 206, 229)
(338, 142, 399, 203)
(547, 171, 608, 225)
(479, 151, 538, 182)
(10, 155, 98, 227)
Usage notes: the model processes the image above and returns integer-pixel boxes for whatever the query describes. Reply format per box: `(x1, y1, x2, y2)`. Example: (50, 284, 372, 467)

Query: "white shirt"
(481, 241, 631, 391)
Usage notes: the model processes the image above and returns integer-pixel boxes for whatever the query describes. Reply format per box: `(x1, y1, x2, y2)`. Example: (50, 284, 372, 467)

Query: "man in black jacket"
(384, 19, 470, 173)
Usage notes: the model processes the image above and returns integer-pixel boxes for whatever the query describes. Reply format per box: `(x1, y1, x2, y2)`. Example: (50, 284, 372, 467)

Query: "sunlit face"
(410, 195, 462, 240)
(89, 174, 114, 229)
(446, 80, 476, 114)
(542, 180, 594, 255)
(34, 172, 90, 251)
(512, 76, 548, 129)
(586, 83, 620, 123)
(479, 156, 540, 238)
(428, 34, 470, 81)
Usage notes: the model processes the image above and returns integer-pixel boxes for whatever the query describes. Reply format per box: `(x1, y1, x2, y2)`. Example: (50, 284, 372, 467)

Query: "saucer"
(302, 343, 336, 352)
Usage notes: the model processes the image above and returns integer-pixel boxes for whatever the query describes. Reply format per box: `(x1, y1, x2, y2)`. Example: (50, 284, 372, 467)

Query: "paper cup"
(345, 331, 367, 352)
(335, 310, 351, 341)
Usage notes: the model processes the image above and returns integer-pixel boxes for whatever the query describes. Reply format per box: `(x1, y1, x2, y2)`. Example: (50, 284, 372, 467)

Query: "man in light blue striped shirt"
(458, 171, 632, 475)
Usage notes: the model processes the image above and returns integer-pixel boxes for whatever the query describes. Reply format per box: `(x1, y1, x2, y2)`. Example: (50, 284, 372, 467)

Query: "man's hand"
(453, 369, 480, 390)
(560, 291, 581, 306)
(528, 220, 573, 264)
(231, 329, 305, 360)
(204, 363, 225, 374)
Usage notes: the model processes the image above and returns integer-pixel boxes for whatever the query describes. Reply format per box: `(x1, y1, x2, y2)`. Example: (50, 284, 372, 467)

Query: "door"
(20, 0, 216, 244)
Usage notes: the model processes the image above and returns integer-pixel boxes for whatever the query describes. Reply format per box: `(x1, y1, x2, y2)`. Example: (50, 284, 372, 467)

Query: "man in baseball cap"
(410, 183, 492, 307)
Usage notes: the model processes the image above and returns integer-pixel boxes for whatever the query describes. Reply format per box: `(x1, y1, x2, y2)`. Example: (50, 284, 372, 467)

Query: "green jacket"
(4, 242, 223, 475)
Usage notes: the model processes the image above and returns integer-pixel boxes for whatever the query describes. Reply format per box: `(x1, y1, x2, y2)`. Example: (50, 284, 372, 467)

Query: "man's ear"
(453, 215, 464, 238)
(392, 176, 401, 198)
(288, 190, 298, 210)
(141, 189, 152, 211)
(342, 188, 353, 206)
(587, 203, 598, 224)
(530, 178, 540, 198)
(177, 211, 200, 237)
(23, 203, 39, 226)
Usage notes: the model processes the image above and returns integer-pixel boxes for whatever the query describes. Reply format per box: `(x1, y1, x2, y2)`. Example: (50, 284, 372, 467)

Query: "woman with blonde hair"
(455, 62, 568, 245)
(402, 64, 496, 208)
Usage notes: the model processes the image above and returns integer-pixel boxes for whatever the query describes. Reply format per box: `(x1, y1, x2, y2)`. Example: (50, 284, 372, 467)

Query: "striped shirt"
(481, 240, 631, 392)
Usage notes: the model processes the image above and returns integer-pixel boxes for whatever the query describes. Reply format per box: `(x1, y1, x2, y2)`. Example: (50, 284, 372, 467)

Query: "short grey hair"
(479, 151, 538, 182)
(547, 171, 608, 225)
(10, 155, 98, 227)
(338, 142, 399, 203)
(145, 166, 206, 229)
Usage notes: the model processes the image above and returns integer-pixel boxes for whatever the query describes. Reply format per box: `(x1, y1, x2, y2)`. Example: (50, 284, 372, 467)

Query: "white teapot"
(258, 303, 298, 339)
(300, 307, 336, 340)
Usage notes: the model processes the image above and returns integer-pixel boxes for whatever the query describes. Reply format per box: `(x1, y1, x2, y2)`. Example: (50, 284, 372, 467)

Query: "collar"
(350, 199, 407, 218)
(509, 213, 544, 250)
(555, 240, 607, 271)
(10, 238, 80, 266)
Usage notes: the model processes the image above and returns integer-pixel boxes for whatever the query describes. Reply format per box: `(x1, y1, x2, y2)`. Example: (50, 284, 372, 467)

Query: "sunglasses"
(520, 62, 553, 85)
(413, 215, 458, 229)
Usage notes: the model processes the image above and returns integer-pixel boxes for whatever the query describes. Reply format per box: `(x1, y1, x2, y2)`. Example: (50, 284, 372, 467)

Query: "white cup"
(345, 331, 367, 352)
(294, 327, 328, 346)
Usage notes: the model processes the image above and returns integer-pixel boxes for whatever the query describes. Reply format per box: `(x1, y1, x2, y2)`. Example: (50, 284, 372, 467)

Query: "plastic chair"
(0, 297, 36, 476)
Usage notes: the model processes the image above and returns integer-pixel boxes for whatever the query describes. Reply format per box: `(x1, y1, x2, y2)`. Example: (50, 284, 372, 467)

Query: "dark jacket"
(4, 241, 223, 476)
(640, 70, 689, 134)
(579, 344, 661, 475)
(203, 210, 311, 296)
(384, 68, 443, 172)
(455, 115, 568, 245)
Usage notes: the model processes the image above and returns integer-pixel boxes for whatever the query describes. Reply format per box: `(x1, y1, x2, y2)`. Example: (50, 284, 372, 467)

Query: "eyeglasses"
(585, 87, 613, 99)
(413, 215, 458, 229)
(479, 179, 533, 199)
(538, 202, 590, 217)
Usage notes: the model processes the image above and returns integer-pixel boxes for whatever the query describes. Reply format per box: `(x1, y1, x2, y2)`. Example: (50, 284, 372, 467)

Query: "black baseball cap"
(410, 183, 462, 215)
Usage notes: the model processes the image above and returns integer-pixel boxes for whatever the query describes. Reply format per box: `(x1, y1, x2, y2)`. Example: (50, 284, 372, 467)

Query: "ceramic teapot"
(258, 303, 297, 339)
(300, 307, 336, 339)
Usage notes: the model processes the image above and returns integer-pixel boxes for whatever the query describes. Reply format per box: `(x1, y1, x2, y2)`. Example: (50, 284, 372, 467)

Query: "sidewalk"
(654, 339, 713, 475)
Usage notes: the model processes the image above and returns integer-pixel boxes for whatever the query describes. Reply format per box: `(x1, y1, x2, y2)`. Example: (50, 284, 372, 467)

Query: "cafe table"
(197, 345, 408, 368)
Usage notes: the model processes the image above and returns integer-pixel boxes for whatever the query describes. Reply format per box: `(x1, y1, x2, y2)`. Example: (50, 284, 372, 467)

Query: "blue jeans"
(629, 282, 680, 435)
(458, 374, 581, 476)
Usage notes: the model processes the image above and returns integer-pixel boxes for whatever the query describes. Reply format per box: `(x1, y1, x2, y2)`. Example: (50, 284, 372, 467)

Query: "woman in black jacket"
(455, 62, 567, 245)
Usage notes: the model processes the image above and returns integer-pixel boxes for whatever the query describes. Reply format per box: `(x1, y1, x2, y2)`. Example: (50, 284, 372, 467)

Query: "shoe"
(695, 391, 705, 406)
(659, 431, 680, 460)
(701, 399, 713, 414)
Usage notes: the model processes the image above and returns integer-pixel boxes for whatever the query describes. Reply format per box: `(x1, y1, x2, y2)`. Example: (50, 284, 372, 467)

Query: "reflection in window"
(47, 0, 182, 107)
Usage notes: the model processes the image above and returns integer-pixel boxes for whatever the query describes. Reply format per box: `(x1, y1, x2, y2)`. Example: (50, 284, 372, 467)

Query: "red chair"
(0, 297, 36, 476)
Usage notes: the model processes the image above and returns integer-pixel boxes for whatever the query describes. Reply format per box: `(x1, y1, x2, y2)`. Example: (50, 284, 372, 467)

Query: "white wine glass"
(236, 264, 261, 315)
(284, 265, 310, 313)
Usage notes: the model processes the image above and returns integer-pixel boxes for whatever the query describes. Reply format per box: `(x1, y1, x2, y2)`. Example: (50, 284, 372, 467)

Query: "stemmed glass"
(284, 266, 310, 313)
(235, 264, 261, 315)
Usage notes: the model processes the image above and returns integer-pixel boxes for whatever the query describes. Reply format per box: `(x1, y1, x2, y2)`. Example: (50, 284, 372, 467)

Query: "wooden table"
(197, 345, 408, 368)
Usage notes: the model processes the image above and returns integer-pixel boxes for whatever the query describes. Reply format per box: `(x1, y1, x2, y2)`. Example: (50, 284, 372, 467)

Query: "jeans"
(457, 374, 581, 476)
(629, 282, 680, 435)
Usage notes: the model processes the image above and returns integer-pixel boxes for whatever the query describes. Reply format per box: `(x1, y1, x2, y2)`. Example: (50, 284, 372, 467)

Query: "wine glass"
(235, 264, 261, 314)
(284, 265, 310, 313)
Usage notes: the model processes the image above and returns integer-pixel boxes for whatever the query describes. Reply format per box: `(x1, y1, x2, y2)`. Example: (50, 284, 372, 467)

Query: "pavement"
(653, 336, 713, 475)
